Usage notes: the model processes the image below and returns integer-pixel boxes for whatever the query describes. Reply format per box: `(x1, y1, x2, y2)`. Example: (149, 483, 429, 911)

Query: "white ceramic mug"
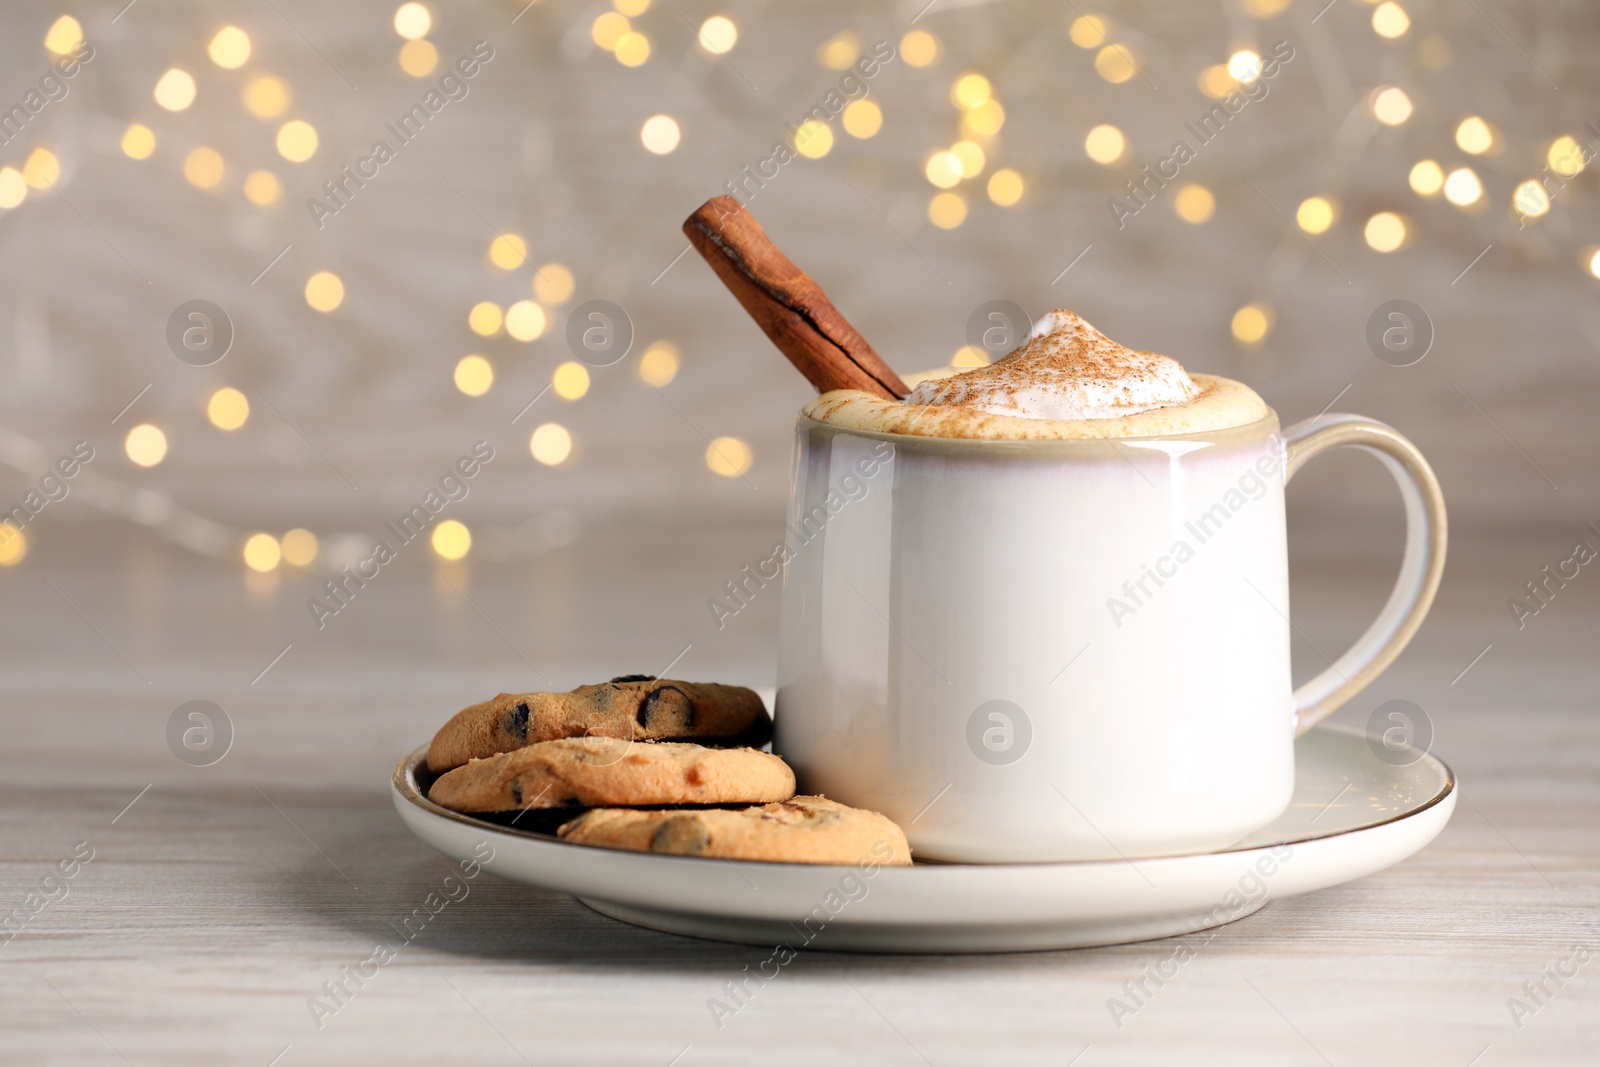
(775, 408, 1446, 862)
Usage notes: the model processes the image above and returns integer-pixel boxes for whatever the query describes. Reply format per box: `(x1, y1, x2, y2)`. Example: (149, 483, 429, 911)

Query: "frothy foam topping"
(906, 310, 1201, 421)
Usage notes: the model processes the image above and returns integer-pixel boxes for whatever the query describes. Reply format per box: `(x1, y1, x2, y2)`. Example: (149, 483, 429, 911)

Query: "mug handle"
(1281, 414, 1448, 736)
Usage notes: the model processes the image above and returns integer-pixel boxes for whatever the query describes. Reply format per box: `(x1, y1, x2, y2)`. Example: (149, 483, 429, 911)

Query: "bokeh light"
(962, 99, 1005, 137)
(1069, 15, 1107, 48)
(488, 233, 528, 270)
(23, 149, 59, 189)
(987, 169, 1025, 207)
(399, 39, 439, 77)
(1371, 86, 1413, 125)
(552, 362, 591, 400)
(1198, 65, 1238, 99)
(1227, 50, 1262, 84)
(125, 424, 168, 467)
(454, 355, 494, 397)
(1455, 116, 1494, 155)
(1231, 304, 1272, 345)
(1443, 166, 1483, 206)
(505, 300, 547, 341)
(208, 26, 252, 69)
(394, 3, 432, 39)
(699, 16, 738, 55)
(951, 74, 992, 110)
(1372, 2, 1411, 39)
(593, 12, 630, 50)
(925, 151, 962, 189)
(928, 192, 967, 229)
(842, 100, 882, 139)
(530, 423, 573, 465)
(615, 0, 651, 14)
(1364, 212, 1408, 251)
(1174, 184, 1215, 224)
(207, 387, 250, 430)
(0, 524, 25, 566)
(243, 170, 281, 206)
(951, 140, 986, 178)
(1095, 45, 1137, 83)
(44, 15, 83, 55)
(121, 124, 156, 160)
(638, 341, 679, 386)
(183, 147, 225, 190)
(794, 120, 833, 160)
(705, 437, 753, 477)
(244, 76, 291, 118)
(641, 114, 681, 154)
(1295, 196, 1336, 234)
(1084, 124, 1126, 165)
(468, 301, 503, 336)
(243, 533, 281, 573)
(1512, 180, 1550, 220)
(276, 120, 318, 163)
(900, 30, 939, 67)
(1547, 136, 1585, 178)
(430, 520, 471, 561)
(534, 264, 575, 304)
(1409, 159, 1444, 196)
(1586, 248, 1600, 280)
(305, 271, 345, 312)
(0, 168, 24, 209)
(614, 32, 650, 67)
(281, 529, 318, 567)
(154, 68, 197, 111)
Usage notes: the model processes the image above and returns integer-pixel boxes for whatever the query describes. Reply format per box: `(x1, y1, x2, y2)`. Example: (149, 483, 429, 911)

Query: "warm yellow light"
(488, 233, 527, 270)
(184, 147, 225, 189)
(468, 301, 503, 336)
(640, 114, 681, 154)
(0, 168, 26, 209)
(951, 345, 989, 368)
(1242, 0, 1291, 14)
(305, 271, 345, 312)
(1095, 45, 1137, 84)
(243, 170, 280, 206)
(1513, 180, 1550, 220)
(1364, 212, 1407, 252)
(0, 524, 26, 566)
(705, 436, 752, 477)
(1198, 64, 1238, 99)
(1069, 15, 1107, 48)
(1587, 248, 1600, 280)
(951, 73, 993, 110)
(244, 76, 291, 118)
(1228, 50, 1262, 84)
(592, 12, 630, 50)
(552, 361, 591, 400)
(1371, 86, 1412, 125)
(534, 264, 575, 305)
(1443, 167, 1482, 206)
(1173, 184, 1215, 224)
(1296, 196, 1336, 234)
(699, 16, 738, 55)
(1409, 159, 1444, 196)
(925, 151, 963, 189)
(44, 15, 84, 55)
(154, 68, 197, 111)
(987, 169, 1025, 207)
(1231, 304, 1272, 345)
(614, 31, 650, 67)
(243, 533, 282, 573)
(817, 32, 860, 70)
(399, 39, 439, 77)
(794, 120, 833, 160)
(530, 423, 573, 465)
(900, 30, 940, 68)
(430, 520, 471, 561)
(454, 355, 494, 397)
(638, 341, 679, 386)
(276, 120, 318, 163)
(394, 2, 432, 39)
(1548, 136, 1586, 178)
(22, 149, 60, 189)
(281, 529, 318, 567)
(951, 140, 986, 178)
(962, 99, 1005, 137)
(121, 124, 156, 161)
(505, 300, 547, 341)
(208, 26, 252, 69)
(207, 387, 250, 430)
(1084, 124, 1126, 165)
(842, 99, 882, 139)
(125, 424, 168, 467)
(614, 0, 651, 15)
(1372, 2, 1410, 38)
(1455, 116, 1494, 155)
(927, 191, 967, 229)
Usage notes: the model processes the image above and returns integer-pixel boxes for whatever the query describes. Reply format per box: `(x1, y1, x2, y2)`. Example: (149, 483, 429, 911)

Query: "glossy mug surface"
(774, 410, 1445, 863)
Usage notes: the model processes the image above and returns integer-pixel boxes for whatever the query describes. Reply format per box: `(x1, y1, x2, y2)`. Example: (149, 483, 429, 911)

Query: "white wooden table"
(2, 511, 1595, 1066)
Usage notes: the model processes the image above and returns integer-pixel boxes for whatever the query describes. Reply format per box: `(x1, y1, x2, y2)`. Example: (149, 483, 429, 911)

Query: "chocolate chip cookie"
(427, 738, 795, 813)
(426, 676, 770, 773)
(556, 795, 913, 865)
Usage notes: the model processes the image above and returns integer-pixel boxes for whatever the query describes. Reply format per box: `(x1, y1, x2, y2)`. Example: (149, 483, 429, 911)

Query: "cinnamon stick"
(683, 196, 909, 400)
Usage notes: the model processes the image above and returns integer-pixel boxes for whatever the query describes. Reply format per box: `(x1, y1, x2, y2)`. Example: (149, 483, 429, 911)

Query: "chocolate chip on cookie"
(427, 738, 795, 813)
(557, 795, 913, 866)
(427, 679, 771, 773)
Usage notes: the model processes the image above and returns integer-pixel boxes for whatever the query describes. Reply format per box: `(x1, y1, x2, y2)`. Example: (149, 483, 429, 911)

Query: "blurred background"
(0, 0, 1595, 745)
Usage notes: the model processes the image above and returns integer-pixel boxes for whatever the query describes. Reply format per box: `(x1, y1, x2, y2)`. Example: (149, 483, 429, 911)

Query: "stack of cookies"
(426, 676, 911, 866)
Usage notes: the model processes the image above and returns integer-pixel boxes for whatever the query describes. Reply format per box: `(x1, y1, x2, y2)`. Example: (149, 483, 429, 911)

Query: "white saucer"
(391, 724, 1454, 953)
